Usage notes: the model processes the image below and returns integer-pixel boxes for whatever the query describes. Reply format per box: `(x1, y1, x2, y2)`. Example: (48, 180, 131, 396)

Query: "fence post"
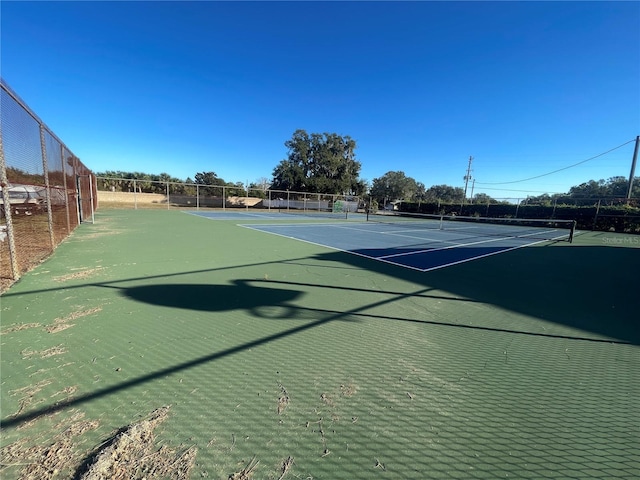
(75, 171, 82, 226)
(593, 199, 601, 230)
(0, 133, 20, 281)
(166, 182, 170, 210)
(39, 124, 55, 249)
(88, 174, 95, 223)
(61, 144, 71, 234)
(134, 180, 138, 210)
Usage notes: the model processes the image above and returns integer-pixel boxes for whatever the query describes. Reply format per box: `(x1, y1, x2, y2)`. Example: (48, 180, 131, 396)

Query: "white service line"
(377, 234, 520, 259)
(238, 222, 570, 273)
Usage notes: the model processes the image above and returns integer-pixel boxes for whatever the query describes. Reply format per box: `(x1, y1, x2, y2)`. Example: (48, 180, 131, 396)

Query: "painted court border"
(186, 210, 571, 271)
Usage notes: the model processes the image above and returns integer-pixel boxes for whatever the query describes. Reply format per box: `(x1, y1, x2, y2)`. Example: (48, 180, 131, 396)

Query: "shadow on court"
(122, 282, 304, 317)
(1, 281, 334, 429)
(2, 212, 637, 435)
(318, 242, 640, 345)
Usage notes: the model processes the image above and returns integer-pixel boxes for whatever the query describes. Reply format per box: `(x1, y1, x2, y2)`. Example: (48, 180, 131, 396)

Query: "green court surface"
(1, 209, 638, 479)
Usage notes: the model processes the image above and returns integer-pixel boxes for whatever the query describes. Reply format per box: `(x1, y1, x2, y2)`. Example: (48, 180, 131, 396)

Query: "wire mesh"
(367, 210, 576, 242)
(94, 181, 361, 214)
(1, 85, 53, 285)
(0, 80, 95, 291)
(43, 130, 71, 243)
(263, 190, 360, 213)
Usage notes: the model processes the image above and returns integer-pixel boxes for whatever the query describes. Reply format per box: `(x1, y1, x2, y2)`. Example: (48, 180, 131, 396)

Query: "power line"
(478, 185, 640, 198)
(477, 186, 568, 194)
(475, 138, 637, 185)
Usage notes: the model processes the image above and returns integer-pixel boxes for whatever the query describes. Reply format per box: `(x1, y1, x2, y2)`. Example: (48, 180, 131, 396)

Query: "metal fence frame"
(1, 79, 96, 291)
(95, 177, 361, 213)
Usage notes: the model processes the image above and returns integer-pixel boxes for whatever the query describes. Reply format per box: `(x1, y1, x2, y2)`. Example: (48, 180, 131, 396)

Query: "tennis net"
(366, 211, 576, 242)
(278, 206, 350, 220)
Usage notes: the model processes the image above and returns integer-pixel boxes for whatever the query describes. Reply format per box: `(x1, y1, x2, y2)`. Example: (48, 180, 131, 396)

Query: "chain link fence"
(1, 79, 96, 292)
(400, 196, 640, 233)
(96, 177, 360, 213)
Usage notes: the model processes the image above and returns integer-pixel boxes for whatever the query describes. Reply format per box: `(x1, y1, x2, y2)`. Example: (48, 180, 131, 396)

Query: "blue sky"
(2, 1, 639, 200)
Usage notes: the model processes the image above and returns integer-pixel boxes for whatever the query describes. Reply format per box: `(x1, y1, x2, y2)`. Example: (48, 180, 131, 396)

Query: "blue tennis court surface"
(187, 211, 567, 271)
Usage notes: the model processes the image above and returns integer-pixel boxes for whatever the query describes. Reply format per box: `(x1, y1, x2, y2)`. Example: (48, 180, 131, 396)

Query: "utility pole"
(470, 179, 475, 204)
(626, 135, 639, 201)
(463, 156, 473, 204)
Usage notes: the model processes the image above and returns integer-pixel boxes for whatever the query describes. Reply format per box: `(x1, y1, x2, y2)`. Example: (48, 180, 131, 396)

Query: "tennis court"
(189, 209, 576, 271)
(1, 209, 638, 479)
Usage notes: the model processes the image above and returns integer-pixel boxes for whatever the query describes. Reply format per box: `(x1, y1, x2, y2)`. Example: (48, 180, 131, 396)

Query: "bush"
(399, 201, 640, 233)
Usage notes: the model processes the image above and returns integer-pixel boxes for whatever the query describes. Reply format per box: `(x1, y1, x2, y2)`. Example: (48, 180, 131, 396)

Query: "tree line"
(95, 171, 249, 196)
(95, 129, 639, 207)
(524, 176, 640, 206)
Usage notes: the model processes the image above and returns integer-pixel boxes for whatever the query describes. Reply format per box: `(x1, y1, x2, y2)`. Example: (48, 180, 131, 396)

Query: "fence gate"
(76, 174, 95, 224)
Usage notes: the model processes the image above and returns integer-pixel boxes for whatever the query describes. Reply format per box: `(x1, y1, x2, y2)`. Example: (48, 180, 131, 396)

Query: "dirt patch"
(21, 345, 67, 359)
(50, 386, 78, 398)
(0, 208, 79, 293)
(340, 382, 358, 397)
(46, 307, 103, 333)
(1, 407, 197, 480)
(320, 392, 334, 407)
(53, 268, 103, 283)
(278, 456, 294, 479)
(9, 379, 53, 417)
(1, 413, 100, 480)
(229, 456, 259, 480)
(74, 216, 124, 240)
(1, 323, 42, 334)
(277, 383, 290, 415)
(54, 307, 103, 323)
(45, 323, 74, 334)
(79, 405, 197, 480)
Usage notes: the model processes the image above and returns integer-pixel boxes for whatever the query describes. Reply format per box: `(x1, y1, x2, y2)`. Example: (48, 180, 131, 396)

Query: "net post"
(88, 174, 95, 223)
(569, 220, 576, 243)
(439, 214, 444, 230)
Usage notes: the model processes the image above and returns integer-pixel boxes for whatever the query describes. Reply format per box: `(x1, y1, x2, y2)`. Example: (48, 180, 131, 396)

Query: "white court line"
(184, 211, 284, 220)
(378, 235, 521, 259)
(326, 223, 464, 246)
(237, 223, 569, 273)
(352, 225, 568, 247)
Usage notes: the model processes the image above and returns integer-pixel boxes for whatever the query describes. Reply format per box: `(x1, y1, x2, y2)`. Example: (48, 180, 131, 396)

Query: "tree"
(95, 170, 185, 193)
(194, 171, 225, 195)
(369, 171, 418, 206)
(413, 182, 427, 204)
(248, 177, 271, 198)
(423, 184, 464, 203)
(226, 181, 246, 197)
(271, 158, 307, 192)
(271, 129, 364, 195)
(472, 193, 499, 204)
(524, 193, 563, 206)
(569, 176, 638, 198)
(254, 177, 271, 191)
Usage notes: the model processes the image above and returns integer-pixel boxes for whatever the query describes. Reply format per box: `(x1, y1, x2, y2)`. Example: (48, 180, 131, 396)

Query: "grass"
(1, 209, 638, 479)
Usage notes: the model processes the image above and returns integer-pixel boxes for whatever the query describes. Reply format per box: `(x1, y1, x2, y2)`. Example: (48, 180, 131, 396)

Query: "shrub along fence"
(399, 200, 640, 233)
